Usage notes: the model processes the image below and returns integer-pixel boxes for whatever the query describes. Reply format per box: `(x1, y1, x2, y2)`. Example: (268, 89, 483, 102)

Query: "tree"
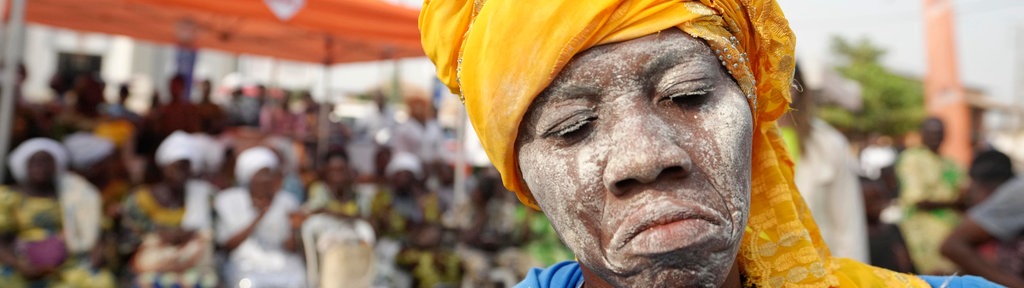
(818, 36, 926, 138)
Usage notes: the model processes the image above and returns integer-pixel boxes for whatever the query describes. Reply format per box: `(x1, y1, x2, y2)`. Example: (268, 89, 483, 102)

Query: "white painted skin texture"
(516, 29, 753, 288)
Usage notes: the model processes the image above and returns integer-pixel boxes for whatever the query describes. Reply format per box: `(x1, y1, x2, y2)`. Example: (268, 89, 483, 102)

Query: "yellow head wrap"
(420, 0, 929, 286)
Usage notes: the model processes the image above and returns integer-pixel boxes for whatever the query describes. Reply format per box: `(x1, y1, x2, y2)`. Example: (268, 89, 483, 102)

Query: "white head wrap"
(191, 133, 226, 175)
(7, 138, 69, 184)
(155, 131, 200, 174)
(264, 136, 297, 173)
(235, 146, 279, 186)
(62, 132, 115, 171)
(385, 151, 423, 179)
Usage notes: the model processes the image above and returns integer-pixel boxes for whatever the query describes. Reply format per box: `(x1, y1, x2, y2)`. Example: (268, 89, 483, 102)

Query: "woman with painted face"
(214, 146, 305, 288)
(419, 0, 999, 287)
(0, 138, 114, 287)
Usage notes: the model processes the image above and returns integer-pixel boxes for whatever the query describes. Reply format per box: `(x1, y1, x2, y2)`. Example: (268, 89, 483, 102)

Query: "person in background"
(227, 88, 261, 128)
(862, 176, 916, 273)
(458, 171, 528, 287)
(215, 147, 305, 288)
(0, 138, 114, 288)
(265, 136, 307, 203)
(303, 150, 360, 218)
(101, 84, 142, 126)
(861, 134, 898, 180)
(260, 89, 293, 136)
(390, 94, 444, 172)
(370, 152, 457, 288)
(297, 148, 377, 288)
(357, 90, 395, 144)
(779, 65, 868, 262)
(942, 150, 1024, 287)
(62, 132, 132, 276)
(148, 75, 201, 138)
(897, 117, 964, 274)
(48, 73, 103, 139)
(371, 152, 435, 239)
(3, 63, 44, 185)
(194, 79, 225, 135)
(119, 131, 217, 287)
(63, 133, 130, 227)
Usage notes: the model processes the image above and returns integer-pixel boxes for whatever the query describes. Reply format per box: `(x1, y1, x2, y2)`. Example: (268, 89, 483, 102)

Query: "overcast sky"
(778, 0, 1024, 104)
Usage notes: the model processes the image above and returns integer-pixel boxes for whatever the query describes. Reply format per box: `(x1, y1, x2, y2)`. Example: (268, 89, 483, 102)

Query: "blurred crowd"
(0, 64, 573, 288)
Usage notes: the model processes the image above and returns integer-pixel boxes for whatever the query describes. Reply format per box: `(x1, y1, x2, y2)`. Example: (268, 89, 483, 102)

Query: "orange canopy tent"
(0, 0, 426, 183)
(20, 0, 424, 64)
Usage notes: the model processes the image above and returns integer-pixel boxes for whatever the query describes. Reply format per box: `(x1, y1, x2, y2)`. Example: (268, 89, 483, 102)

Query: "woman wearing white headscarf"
(120, 131, 218, 288)
(215, 146, 305, 288)
(0, 138, 114, 288)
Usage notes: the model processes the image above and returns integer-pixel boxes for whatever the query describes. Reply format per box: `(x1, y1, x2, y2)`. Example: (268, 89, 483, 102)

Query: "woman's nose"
(602, 115, 693, 197)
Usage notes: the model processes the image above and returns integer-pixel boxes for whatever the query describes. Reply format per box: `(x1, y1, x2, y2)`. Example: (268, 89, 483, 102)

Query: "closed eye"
(541, 111, 597, 142)
(663, 86, 714, 105)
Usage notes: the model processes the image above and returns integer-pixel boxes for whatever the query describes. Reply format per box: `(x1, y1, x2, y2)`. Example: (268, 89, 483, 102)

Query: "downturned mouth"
(612, 200, 722, 250)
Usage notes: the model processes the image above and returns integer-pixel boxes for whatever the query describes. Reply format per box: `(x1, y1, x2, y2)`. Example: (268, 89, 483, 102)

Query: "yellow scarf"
(420, 0, 928, 286)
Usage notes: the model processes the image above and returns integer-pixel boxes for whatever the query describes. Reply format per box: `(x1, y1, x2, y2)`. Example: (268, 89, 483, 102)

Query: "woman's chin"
(596, 262, 734, 288)
(594, 234, 740, 287)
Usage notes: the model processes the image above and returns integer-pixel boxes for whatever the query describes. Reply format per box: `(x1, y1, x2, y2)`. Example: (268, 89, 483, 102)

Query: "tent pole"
(453, 95, 468, 210)
(316, 37, 333, 168)
(316, 64, 330, 166)
(0, 0, 26, 183)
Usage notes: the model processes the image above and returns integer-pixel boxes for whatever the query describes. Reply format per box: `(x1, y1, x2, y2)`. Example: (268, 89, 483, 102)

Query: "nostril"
(614, 178, 642, 191)
(661, 165, 688, 178)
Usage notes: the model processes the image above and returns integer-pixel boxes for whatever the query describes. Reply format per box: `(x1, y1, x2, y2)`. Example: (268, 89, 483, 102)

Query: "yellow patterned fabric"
(420, 0, 931, 286)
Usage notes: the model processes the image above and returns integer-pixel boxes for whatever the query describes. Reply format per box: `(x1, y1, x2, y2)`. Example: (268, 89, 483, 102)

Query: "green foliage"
(818, 36, 926, 137)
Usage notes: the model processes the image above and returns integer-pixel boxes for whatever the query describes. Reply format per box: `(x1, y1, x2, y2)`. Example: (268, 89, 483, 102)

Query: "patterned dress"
(0, 186, 115, 288)
(896, 147, 964, 274)
(121, 187, 217, 288)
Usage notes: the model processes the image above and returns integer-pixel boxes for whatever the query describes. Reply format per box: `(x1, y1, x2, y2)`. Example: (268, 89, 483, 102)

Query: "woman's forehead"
(547, 31, 711, 87)
(29, 150, 55, 160)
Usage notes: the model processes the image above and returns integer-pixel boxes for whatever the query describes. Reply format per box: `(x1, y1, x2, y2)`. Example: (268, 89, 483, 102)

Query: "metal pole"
(453, 99, 468, 210)
(0, 0, 26, 183)
(316, 65, 330, 166)
(316, 37, 333, 167)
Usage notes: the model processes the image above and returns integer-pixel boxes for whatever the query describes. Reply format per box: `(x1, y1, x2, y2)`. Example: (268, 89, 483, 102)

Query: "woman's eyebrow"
(641, 43, 703, 77)
(545, 84, 601, 103)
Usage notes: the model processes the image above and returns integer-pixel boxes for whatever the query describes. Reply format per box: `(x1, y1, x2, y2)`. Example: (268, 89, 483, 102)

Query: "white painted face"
(516, 29, 753, 287)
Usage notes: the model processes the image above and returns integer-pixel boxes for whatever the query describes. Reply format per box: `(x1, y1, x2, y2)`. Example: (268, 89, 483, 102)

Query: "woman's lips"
(611, 199, 724, 254)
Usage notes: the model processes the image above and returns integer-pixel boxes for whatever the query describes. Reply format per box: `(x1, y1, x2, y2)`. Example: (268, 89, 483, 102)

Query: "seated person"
(0, 138, 114, 287)
(371, 152, 458, 288)
(120, 131, 217, 287)
(862, 176, 916, 273)
(942, 150, 1024, 287)
(215, 147, 305, 288)
(303, 150, 360, 218)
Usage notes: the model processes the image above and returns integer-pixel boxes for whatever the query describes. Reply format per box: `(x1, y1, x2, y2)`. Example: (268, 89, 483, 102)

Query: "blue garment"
(516, 261, 583, 288)
(517, 261, 1004, 288)
(919, 275, 1005, 288)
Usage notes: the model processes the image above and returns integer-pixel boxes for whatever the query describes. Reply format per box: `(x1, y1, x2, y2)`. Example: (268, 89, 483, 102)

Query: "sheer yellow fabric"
(420, 0, 929, 286)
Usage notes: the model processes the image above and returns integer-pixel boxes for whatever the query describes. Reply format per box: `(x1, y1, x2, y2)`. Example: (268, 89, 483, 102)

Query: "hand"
(916, 200, 951, 211)
(17, 261, 55, 279)
(89, 247, 106, 269)
(159, 228, 196, 246)
(253, 198, 273, 214)
(105, 203, 122, 219)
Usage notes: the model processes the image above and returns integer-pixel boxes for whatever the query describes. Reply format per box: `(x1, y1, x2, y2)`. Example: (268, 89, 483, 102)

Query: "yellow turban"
(420, 0, 929, 287)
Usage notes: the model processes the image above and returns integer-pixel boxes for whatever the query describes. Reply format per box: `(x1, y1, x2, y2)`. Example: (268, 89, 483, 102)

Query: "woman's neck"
(152, 183, 186, 208)
(579, 260, 742, 288)
(22, 182, 57, 197)
(330, 185, 354, 201)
